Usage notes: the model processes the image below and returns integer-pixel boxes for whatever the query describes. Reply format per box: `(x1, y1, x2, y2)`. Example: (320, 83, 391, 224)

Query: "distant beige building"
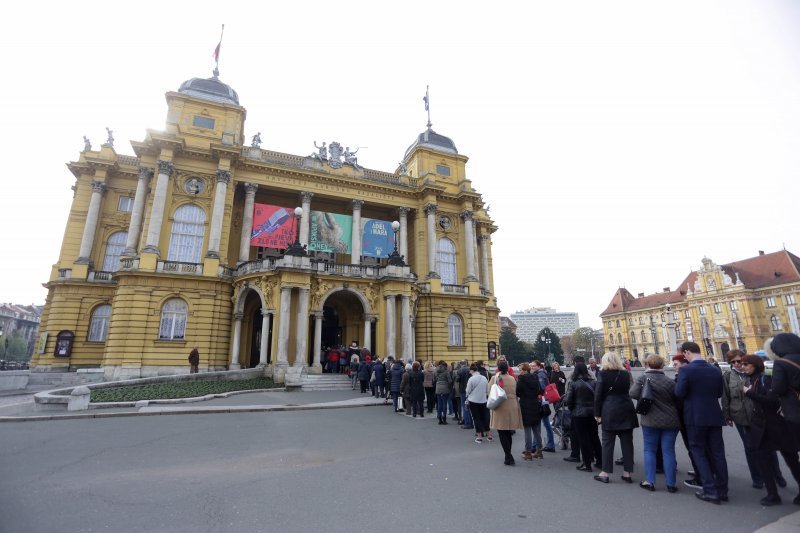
(601, 250, 800, 361)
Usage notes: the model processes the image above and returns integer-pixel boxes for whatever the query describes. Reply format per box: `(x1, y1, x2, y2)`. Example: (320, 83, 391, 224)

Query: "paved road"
(0, 403, 797, 533)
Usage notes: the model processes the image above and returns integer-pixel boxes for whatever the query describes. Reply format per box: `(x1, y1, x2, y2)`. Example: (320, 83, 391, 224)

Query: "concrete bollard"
(67, 386, 91, 411)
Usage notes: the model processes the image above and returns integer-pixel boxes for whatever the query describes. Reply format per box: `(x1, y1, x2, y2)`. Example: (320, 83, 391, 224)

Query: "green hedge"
(89, 377, 278, 403)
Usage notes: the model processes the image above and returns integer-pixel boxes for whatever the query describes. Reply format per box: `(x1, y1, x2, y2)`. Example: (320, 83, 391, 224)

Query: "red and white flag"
(213, 24, 224, 64)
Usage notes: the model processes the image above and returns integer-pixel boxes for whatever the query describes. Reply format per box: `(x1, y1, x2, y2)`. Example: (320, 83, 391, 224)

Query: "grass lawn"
(88, 377, 279, 403)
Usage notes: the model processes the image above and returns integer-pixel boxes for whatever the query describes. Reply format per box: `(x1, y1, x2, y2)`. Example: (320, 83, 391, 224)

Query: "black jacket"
(516, 373, 542, 426)
(550, 371, 567, 397)
(746, 373, 797, 452)
(594, 370, 639, 431)
(567, 378, 596, 418)
(772, 354, 800, 424)
(407, 370, 425, 400)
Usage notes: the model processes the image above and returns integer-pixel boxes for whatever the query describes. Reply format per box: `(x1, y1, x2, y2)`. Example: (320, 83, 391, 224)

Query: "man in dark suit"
(674, 342, 729, 504)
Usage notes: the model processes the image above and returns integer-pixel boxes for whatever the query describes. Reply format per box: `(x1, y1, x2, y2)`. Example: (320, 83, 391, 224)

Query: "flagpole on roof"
(213, 24, 225, 78)
(423, 85, 432, 130)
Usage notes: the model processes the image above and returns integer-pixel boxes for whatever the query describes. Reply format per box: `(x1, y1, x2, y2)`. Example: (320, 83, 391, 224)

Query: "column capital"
(244, 182, 259, 195)
(398, 207, 411, 217)
(364, 313, 379, 322)
(215, 169, 231, 184)
(352, 199, 365, 210)
(137, 166, 154, 181)
(423, 203, 437, 215)
(460, 209, 474, 221)
(260, 307, 275, 316)
(312, 311, 324, 319)
(300, 191, 314, 203)
(478, 233, 490, 243)
(156, 159, 174, 176)
(233, 312, 244, 321)
(91, 181, 106, 194)
(281, 285, 293, 293)
(384, 294, 397, 301)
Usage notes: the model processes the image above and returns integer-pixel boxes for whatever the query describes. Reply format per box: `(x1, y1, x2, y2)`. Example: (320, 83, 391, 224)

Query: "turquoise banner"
(308, 211, 353, 253)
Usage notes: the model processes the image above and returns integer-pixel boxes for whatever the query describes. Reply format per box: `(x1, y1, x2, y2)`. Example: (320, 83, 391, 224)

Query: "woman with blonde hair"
(423, 361, 436, 413)
(594, 352, 638, 484)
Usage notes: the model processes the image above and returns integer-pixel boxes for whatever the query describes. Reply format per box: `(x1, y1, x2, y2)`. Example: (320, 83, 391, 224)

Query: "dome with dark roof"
(403, 127, 458, 160)
(178, 73, 240, 106)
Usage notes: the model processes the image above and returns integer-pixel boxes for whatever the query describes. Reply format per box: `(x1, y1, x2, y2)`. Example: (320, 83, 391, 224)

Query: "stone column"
(76, 181, 106, 264)
(400, 295, 411, 361)
(461, 210, 477, 282)
(312, 312, 323, 370)
(294, 288, 310, 367)
(479, 234, 491, 291)
(123, 167, 153, 256)
(276, 287, 292, 366)
(238, 183, 258, 263)
(364, 315, 374, 355)
(351, 199, 364, 265)
(398, 207, 410, 261)
(409, 317, 416, 362)
(385, 295, 396, 359)
(206, 169, 230, 259)
(424, 204, 439, 278)
(142, 160, 174, 255)
(299, 191, 313, 247)
(259, 308, 272, 366)
(230, 312, 243, 370)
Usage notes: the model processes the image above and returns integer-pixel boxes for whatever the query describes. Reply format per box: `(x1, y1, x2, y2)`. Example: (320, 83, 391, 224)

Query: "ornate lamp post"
(541, 334, 552, 365)
(387, 220, 405, 266)
(284, 207, 306, 257)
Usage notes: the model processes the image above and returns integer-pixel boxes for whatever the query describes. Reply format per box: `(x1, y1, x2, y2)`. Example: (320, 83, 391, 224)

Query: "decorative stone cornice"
(215, 169, 231, 184)
(352, 199, 365, 210)
(244, 182, 259, 195)
(423, 203, 437, 215)
(300, 191, 314, 203)
(157, 160, 174, 176)
(137, 166, 154, 181)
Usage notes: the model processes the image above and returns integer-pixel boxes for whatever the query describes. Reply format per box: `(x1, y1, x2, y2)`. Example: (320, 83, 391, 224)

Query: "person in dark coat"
(550, 362, 567, 398)
(768, 333, 800, 445)
(372, 359, 386, 398)
(400, 364, 412, 415)
(457, 360, 474, 429)
(433, 360, 453, 424)
(357, 359, 371, 394)
(674, 342, 728, 504)
(671, 353, 703, 489)
(742, 354, 800, 506)
(567, 362, 602, 472)
(594, 352, 638, 484)
(407, 362, 426, 417)
(389, 360, 405, 412)
(517, 363, 543, 460)
(188, 346, 199, 374)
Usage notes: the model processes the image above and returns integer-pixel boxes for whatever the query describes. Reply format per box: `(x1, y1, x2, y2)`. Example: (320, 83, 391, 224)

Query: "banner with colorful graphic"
(308, 211, 353, 253)
(361, 218, 396, 258)
(250, 203, 295, 249)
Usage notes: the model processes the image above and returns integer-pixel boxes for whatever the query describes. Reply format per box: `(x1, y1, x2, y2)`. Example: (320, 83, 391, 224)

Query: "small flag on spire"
(212, 24, 225, 72)
(423, 86, 429, 111)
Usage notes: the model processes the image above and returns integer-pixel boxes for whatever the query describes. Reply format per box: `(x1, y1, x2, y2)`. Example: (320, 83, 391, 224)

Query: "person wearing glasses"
(722, 349, 785, 490)
(742, 354, 800, 506)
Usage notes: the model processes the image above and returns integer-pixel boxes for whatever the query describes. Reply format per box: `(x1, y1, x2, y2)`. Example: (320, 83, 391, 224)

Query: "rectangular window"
(684, 310, 690, 319)
(435, 164, 451, 176)
(766, 297, 776, 308)
(729, 301, 737, 311)
(713, 303, 721, 314)
(118, 196, 134, 212)
(699, 306, 706, 315)
(192, 116, 215, 129)
(786, 294, 797, 305)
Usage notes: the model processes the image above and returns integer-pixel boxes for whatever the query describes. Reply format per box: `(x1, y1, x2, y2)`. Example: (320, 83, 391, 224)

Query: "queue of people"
(365, 333, 800, 508)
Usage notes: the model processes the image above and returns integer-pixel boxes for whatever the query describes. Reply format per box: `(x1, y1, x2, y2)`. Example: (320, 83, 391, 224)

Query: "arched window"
(101, 231, 128, 272)
(641, 331, 648, 343)
(436, 238, 457, 285)
(167, 205, 206, 263)
(770, 315, 782, 331)
(617, 333, 622, 344)
(447, 314, 463, 346)
(159, 298, 188, 340)
(88, 304, 111, 341)
(609, 334, 614, 345)
(630, 331, 636, 343)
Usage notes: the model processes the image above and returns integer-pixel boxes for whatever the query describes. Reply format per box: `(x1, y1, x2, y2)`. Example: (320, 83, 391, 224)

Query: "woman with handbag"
(566, 363, 602, 472)
(630, 354, 680, 492)
(593, 352, 638, 484)
(465, 364, 491, 443)
(488, 361, 523, 465)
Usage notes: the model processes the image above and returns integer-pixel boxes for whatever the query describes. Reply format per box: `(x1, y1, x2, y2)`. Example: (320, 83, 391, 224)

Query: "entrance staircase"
(299, 373, 354, 392)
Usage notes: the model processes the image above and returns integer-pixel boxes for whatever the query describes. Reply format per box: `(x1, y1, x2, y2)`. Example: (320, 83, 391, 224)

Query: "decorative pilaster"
(351, 199, 364, 265)
(424, 204, 439, 278)
(75, 181, 106, 264)
(385, 295, 396, 359)
(206, 169, 231, 259)
(479, 234, 491, 292)
(400, 295, 410, 361)
(238, 183, 258, 263)
(123, 167, 153, 256)
(299, 191, 314, 247)
(142, 160, 174, 255)
(276, 287, 292, 366)
(312, 311, 324, 370)
(461, 210, 477, 282)
(230, 312, 243, 370)
(294, 288, 310, 367)
(398, 207, 410, 261)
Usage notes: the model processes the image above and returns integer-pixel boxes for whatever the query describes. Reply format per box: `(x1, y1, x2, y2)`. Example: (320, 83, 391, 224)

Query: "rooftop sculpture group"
(310, 141, 360, 170)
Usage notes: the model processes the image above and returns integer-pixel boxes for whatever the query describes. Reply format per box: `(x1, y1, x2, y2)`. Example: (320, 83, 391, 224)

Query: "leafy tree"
(0, 332, 29, 361)
(561, 335, 576, 358)
(500, 328, 530, 364)
(533, 327, 564, 365)
(573, 327, 599, 359)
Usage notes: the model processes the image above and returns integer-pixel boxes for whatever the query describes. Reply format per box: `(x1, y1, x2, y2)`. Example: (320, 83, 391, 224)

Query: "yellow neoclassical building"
(32, 70, 500, 381)
(601, 251, 800, 361)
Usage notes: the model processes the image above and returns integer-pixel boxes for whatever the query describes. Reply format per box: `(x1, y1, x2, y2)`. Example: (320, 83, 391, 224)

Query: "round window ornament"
(439, 215, 452, 229)
(184, 178, 205, 195)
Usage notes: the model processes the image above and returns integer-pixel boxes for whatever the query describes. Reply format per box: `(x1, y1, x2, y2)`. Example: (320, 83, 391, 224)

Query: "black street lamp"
(284, 206, 307, 257)
(387, 220, 405, 266)
(541, 334, 552, 365)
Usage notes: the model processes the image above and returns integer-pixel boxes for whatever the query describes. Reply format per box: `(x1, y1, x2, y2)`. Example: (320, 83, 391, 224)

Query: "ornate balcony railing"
(117, 155, 140, 167)
(88, 271, 114, 282)
(236, 258, 278, 276)
(442, 284, 469, 295)
(119, 258, 138, 271)
(480, 288, 492, 296)
(157, 261, 201, 274)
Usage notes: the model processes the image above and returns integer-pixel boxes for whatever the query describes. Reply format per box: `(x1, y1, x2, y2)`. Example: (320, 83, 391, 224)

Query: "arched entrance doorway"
(240, 289, 271, 368)
(316, 290, 374, 363)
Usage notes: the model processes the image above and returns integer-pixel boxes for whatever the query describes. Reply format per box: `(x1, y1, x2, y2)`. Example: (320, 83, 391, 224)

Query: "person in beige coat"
(489, 361, 523, 465)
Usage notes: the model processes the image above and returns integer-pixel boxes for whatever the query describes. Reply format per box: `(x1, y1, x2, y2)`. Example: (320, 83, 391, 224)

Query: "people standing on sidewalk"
(465, 364, 491, 443)
(742, 354, 800, 506)
(408, 362, 426, 417)
(390, 359, 405, 412)
(434, 360, 453, 425)
(488, 361, 522, 466)
(550, 362, 567, 398)
(630, 354, 680, 492)
(357, 357, 371, 394)
(566, 362, 602, 473)
(532, 360, 556, 452)
(674, 342, 729, 504)
(188, 346, 199, 374)
(350, 354, 360, 390)
(768, 333, 800, 448)
(450, 362, 462, 424)
(372, 358, 386, 399)
(457, 359, 474, 429)
(400, 363, 412, 415)
(670, 353, 703, 490)
(517, 363, 544, 461)
(593, 352, 638, 484)
(423, 361, 436, 413)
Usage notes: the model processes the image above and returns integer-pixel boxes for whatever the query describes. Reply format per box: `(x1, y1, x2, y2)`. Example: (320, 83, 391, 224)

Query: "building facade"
(0, 304, 42, 358)
(510, 307, 580, 341)
(32, 70, 499, 381)
(601, 251, 800, 361)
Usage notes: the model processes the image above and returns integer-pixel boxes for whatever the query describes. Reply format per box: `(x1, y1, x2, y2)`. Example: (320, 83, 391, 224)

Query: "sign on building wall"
(250, 204, 295, 249)
(309, 211, 352, 253)
(361, 218, 395, 258)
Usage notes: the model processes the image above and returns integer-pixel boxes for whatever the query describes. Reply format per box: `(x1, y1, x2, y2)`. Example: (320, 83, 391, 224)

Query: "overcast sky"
(1, 0, 798, 329)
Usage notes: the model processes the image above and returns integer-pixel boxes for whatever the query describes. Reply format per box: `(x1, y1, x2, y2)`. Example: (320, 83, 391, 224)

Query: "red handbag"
(544, 382, 561, 403)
